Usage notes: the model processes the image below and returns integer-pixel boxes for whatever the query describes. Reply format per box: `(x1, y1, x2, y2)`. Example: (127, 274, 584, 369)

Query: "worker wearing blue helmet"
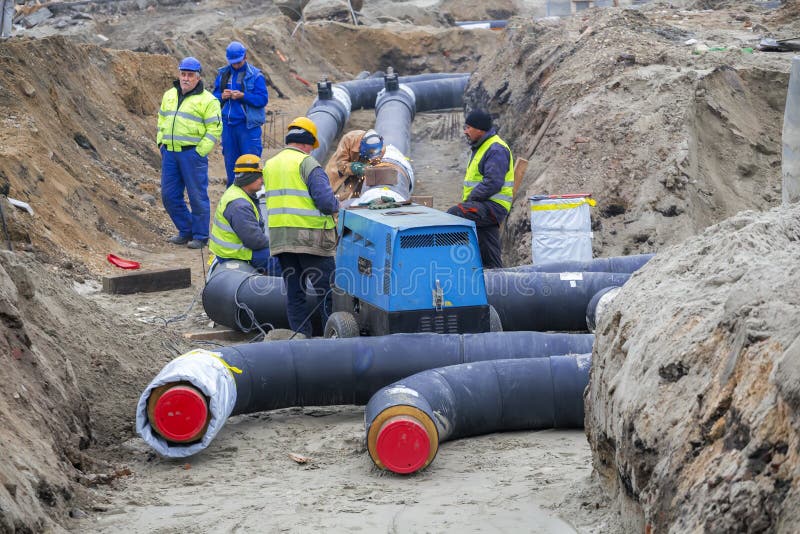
(212, 41, 269, 187)
(157, 57, 222, 249)
(324, 129, 385, 196)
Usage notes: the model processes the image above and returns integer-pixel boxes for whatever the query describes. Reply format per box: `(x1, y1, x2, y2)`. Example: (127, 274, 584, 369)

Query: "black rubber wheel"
(324, 311, 360, 338)
(489, 305, 503, 332)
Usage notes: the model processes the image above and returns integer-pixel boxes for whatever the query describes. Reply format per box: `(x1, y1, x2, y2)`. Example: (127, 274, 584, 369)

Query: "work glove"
(350, 162, 366, 176)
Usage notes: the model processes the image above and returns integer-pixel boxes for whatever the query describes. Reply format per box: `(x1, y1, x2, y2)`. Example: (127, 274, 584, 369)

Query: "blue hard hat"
(226, 41, 247, 64)
(178, 57, 202, 73)
(359, 130, 383, 159)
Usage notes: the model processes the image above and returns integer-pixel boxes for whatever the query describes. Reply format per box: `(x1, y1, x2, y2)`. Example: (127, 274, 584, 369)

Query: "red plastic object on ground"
(375, 416, 431, 474)
(107, 254, 141, 270)
(151, 385, 209, 443)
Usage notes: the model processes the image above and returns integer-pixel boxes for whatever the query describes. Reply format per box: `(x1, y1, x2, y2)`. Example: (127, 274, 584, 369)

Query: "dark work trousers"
(276, 252, 335, 337)
(447, 200, 505, 269)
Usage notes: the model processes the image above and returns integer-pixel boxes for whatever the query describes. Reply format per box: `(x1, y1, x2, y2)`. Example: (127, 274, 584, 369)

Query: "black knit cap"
(234, 172, 261, 187)
(285, 127, 316, 146)
(465, 109, 492, 131)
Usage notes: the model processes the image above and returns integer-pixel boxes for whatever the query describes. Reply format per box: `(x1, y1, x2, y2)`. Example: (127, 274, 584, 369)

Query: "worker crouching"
(209, 154, 281, 275)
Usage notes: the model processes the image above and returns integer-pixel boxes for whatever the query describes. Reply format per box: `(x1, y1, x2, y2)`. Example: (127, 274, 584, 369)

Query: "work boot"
(168, 235, 190, 245)
(187, 239, 207, 249)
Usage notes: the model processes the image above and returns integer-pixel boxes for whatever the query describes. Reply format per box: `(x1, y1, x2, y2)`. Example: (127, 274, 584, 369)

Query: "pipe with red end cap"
(146, 383, 210, 444)
(365, 354, 591, 474)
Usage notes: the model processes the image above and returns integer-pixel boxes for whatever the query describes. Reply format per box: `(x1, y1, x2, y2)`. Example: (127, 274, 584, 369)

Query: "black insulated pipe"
(202, 267, 323, 335)
(405, 77, 470, 112)
(219, 332, 594, 415)
(374, 85, 416, 157)
(309, 77, 351, 162)
(500, 253, 654, 274)
(585, 285, 622, 333)
(337, 73, 470, 111)
(365, 353, 591, 474)
(485, 270, 631, 331)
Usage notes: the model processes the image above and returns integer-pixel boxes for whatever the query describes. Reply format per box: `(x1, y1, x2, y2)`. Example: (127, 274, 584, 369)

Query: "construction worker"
(447, 109, 513, 269)
(209, 154, 281, 274)
(157, 56, 222, 249)
(324, 129, 385, 198)
(264, 117, 339, 337)
(212, 41, 268, 187)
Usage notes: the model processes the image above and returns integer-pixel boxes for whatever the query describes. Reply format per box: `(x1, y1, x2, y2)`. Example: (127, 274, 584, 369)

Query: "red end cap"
(376, 417, 431, 474)
(152, 386, 208, 443)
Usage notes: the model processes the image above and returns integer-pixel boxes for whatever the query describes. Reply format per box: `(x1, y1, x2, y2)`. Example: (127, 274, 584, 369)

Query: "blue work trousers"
(276, 253, 335, 337)
(160, 147, 210, 241)
(222, 122, 263, 187)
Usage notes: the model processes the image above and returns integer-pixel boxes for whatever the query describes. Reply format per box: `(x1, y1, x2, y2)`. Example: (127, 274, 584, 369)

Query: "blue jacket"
(467, 128, 511, 221)
(212, 63, 268, 129)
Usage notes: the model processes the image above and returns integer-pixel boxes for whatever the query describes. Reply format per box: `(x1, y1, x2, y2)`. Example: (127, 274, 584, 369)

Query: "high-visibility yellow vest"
(264, 148, 335, 230)
(157, 86, 222, 157)
(209, 186, 259, 261)
(462, 134, 514, 212)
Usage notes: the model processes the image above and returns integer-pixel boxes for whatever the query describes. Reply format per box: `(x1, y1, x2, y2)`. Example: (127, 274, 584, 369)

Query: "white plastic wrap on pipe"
(783, 56, 800, 205)
(135, 349, 238, 458)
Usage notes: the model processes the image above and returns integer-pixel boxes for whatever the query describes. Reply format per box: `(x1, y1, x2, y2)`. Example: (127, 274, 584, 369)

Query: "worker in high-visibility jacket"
(157, 56, 222, 250)
(264, 117, 339, 337)
(447, 109, 513, 269)
(209, 154, 281, 275)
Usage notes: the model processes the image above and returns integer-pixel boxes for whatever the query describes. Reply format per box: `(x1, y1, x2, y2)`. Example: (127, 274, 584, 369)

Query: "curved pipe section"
(585, 285, 621, 333)
(500, 254, 654, 274)
(136, 331, 594, 457)
(365, 353, 591, 474)
(406, 77, 470, 112)
(338, 72, 470, 111)
(485, 270, 631, 331)
(202, 267, 322, 335)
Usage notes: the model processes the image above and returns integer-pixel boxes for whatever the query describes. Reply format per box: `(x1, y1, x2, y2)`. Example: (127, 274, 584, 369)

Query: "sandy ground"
(66, 110, 616, 533)
(87, 409, 609, 533)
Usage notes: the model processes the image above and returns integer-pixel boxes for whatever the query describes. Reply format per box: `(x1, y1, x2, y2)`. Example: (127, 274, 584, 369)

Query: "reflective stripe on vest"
(264, 149, 335, 230)
(208, 186, 259, 261)
(462, 134, 514, 212)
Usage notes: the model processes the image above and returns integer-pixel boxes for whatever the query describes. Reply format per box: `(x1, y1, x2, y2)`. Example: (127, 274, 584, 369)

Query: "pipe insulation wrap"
(405, 77, 470, 112)
(365, 354, 592, 473)
(499, 253, 654, 274)
(139, 331, 594, 457)
(484, 270, 631, 331)
(136, 350, 237, 458)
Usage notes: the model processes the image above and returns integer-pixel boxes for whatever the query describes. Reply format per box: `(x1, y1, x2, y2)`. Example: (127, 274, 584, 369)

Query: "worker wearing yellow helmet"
(209, 154, 281, 274)
(263, 117, 338, 337)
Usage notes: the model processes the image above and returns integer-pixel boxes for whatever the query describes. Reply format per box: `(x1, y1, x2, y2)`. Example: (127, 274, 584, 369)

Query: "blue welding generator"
(326, 204, 501, 337)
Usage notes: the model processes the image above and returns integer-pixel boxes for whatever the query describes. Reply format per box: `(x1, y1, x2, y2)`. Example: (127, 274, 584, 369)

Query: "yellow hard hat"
(287, 116, 319, 149)
(233, 154, 262, 173)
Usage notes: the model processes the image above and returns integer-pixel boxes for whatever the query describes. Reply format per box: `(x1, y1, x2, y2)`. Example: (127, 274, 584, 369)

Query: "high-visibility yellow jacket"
(462, 134, 514, 212)
(264, 147, 336, 257)
(209, 186, 259, 261)
(157, 81, 221, 157)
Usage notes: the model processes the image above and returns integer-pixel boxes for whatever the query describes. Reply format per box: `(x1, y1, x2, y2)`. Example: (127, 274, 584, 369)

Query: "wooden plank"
(527, 105, 560, 159)
(102, 267, 191, 295)
(513, 158, 529, 196)
(410, 195, 434, 207)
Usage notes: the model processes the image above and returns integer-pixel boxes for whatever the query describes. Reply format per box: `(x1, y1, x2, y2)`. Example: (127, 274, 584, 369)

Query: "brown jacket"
(325, 130, 392, 199)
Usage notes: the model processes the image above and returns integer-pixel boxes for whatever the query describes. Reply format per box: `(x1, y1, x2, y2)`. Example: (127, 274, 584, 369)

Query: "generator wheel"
(324, 311, 360, 339)
(489, 305, 503, 332)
